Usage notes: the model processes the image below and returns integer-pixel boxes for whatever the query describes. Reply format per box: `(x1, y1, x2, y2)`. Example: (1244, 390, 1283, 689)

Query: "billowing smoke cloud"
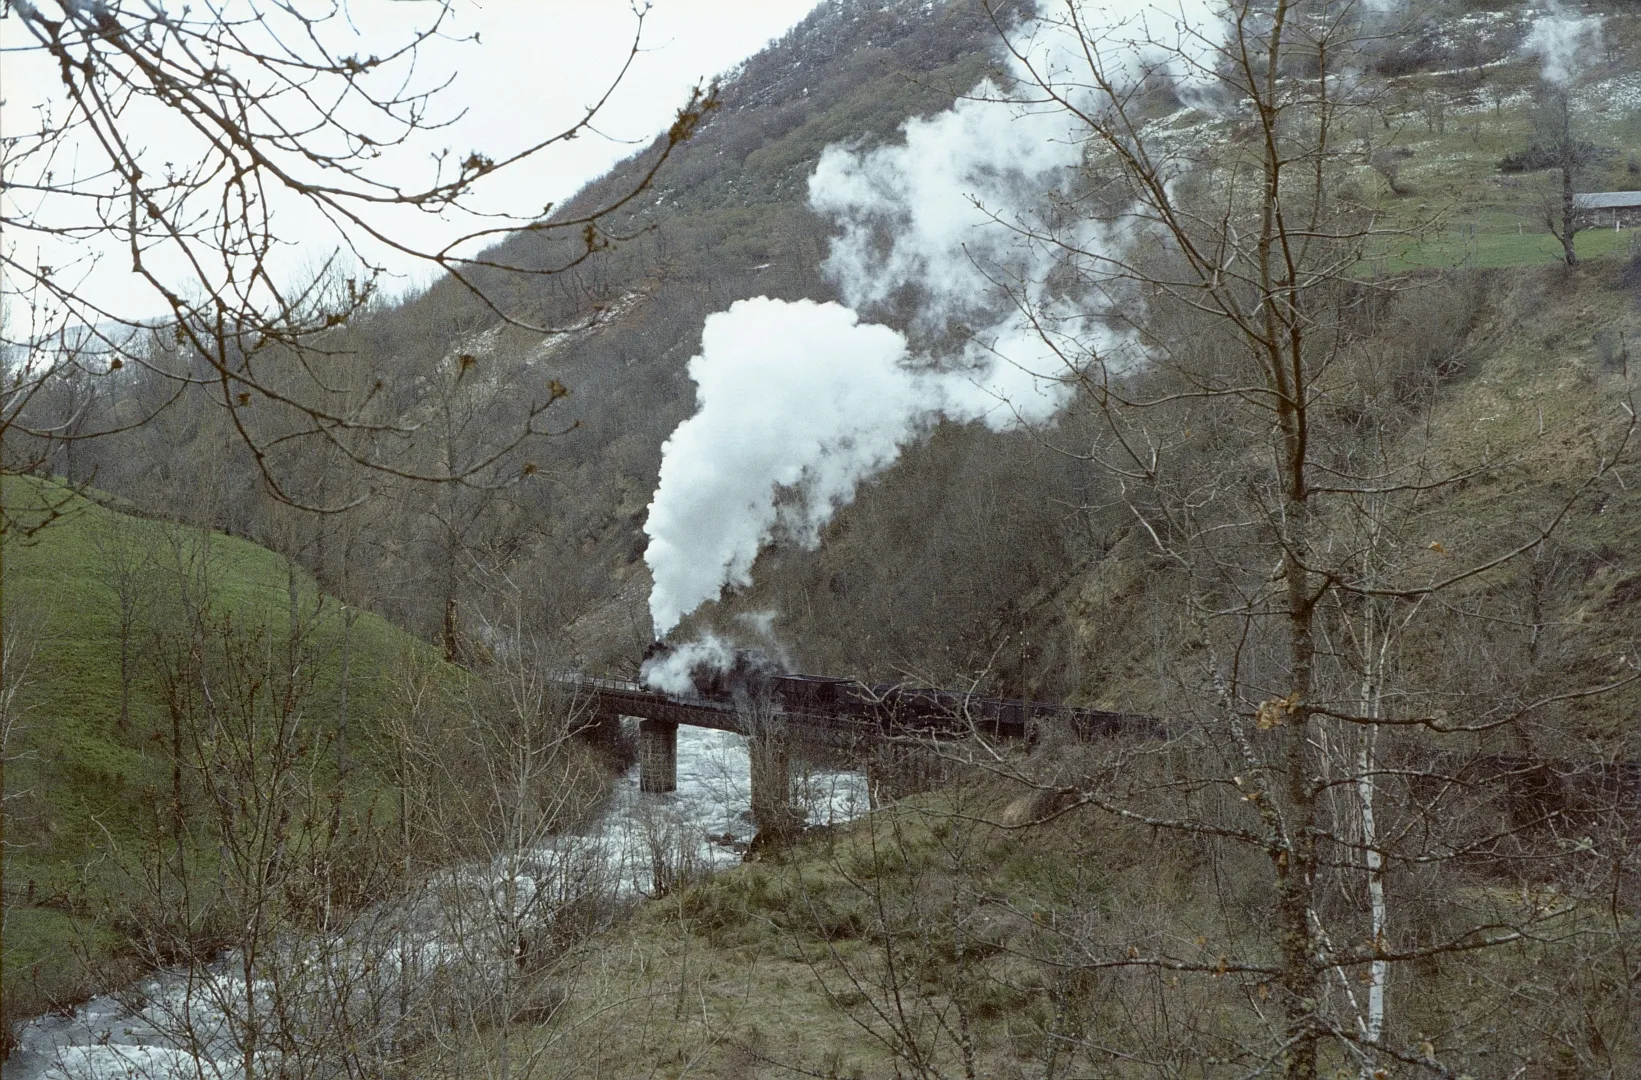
(642, 3, 1232, 652)
(810, 94, 1080, 328)
(813, 0, 1222, 334)
(641, 291, 1085, 641)
(806, 78, 1101, 433)
(644, 298, 929, 637)
(1523, 2, 1603, 87)
(640, 633, 735, 695)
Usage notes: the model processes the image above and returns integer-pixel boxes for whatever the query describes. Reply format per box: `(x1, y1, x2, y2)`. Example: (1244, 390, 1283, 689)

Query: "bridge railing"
(551, 673, 738, 715)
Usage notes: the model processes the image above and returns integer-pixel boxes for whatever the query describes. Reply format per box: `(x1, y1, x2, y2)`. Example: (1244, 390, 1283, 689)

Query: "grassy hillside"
(1, 477, 443, 1036)
(1371, 7, 1641, 268)
(470, 754, 1639, 1078)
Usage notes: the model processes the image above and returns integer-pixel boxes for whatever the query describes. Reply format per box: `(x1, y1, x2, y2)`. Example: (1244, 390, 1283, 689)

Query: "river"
(4, 725, 867, 1080)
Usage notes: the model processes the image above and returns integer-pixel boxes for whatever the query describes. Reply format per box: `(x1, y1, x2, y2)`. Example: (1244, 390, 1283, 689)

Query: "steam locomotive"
(641, 641, 1164, 743)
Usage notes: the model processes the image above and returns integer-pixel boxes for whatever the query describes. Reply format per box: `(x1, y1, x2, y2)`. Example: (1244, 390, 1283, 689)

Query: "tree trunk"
(1561, 160, 1579, 267)
(442, 597, 462, 665)
(1279, 422, 1323, 1080)
(1557, 93, 1579, 267)
(117, 605, 132, 733)
(1355, 602, 1391, 1063)
(1357, 724, 1387, 1050)
(1279, 572, 1323, 1080)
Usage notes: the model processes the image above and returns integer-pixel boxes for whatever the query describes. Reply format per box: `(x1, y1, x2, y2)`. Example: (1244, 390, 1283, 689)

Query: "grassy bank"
(481, 753, 1637, 1079)
(1, 477, 441, 1040)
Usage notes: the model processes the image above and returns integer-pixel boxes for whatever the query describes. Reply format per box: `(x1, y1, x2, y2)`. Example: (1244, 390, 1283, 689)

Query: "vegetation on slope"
(1032, 260, 1641, 725)
(23, 1, 1641, 693)
(482, 749, 1637, 1079)
(1, 477, 445, 1038)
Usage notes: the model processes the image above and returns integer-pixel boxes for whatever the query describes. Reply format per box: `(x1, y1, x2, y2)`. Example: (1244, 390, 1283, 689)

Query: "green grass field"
(1383, 221, 1639, 269)
(1362, 33, 1641, 272)
(1, 477, 441, 1033)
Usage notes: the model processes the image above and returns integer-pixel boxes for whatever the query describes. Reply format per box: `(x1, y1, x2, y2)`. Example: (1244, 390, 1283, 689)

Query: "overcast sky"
(0, 0, 824, 318)
(377, 0, 828, 285)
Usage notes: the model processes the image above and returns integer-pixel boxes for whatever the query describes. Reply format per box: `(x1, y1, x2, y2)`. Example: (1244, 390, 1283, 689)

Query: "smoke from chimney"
(1524, 2, 1603, 87)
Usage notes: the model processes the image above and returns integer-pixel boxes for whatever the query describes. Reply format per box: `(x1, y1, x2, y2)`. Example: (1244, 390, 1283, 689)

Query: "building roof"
(1573, 191, 1641, 211)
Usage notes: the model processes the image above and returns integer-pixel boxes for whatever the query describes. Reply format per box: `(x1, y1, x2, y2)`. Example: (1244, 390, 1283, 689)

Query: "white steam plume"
(641, 292, 1085, 640)
(640, 633, 735, 695)
(644, 299, 929, 637)
(813, 0, 1223, 329)
(1523, 2, 1603, 87)
(643, 4, 1231, 643)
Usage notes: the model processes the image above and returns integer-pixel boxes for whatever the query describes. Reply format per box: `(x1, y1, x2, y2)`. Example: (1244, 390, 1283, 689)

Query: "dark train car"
(1067, 709, 1169, 740)
(640, 643, 1169, 745)
(884, 687, 964, 731)
(817, 681, 1049, 740)
(845, 684, 1006, 738)
(771, 673, 852, 712)
(974, 698, 1043, 740)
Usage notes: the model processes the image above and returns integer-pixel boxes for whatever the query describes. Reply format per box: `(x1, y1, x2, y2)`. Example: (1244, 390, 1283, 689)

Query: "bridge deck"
(558, 675, 1160, 747)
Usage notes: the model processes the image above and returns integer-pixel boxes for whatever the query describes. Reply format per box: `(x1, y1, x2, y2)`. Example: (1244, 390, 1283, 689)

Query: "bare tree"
(742, 690, 804, 845)
(100, 570, 387, 1078)
(789, 794, 993, 1080)
(1532, 88, 1589, 267)
(1, 0, 716, 519)
(396, 336, 553, 662)
(378, 616, 621, 1077)
(0, 593, 45, 865)
(939, 1, 1641, 1077)
(88, 510, 158, 733)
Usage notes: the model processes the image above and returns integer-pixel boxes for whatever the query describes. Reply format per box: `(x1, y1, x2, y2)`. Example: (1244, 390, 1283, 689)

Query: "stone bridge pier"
(748, 724, 801, 837)
(632, 713, 800, 838)
(638, 719, 678, 793)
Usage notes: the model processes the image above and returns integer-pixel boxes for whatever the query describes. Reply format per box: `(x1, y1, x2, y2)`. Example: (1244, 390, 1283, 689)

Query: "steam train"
(642, 642, 1164, 743)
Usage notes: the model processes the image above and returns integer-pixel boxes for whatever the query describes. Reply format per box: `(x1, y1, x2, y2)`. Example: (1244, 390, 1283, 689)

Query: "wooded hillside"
(6, 1, 1641, 1070)
(20, 0, 1637, 701)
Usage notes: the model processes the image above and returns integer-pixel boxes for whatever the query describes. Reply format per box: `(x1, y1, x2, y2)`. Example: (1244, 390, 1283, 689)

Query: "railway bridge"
(558, 673, 1161, 832)
(559, 674, 1641, 844)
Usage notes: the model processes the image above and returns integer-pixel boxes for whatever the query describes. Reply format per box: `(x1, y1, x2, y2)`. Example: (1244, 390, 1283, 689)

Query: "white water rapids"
(4, 726, 867, 1080)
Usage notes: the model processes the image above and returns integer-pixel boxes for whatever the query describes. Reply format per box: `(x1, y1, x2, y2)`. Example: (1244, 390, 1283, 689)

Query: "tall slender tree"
(962, 1, 1641, 1076)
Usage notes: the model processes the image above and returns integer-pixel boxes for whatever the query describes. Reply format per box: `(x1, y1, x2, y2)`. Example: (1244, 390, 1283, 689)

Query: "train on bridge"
(562, 643, 1165, 796)
(638, 643, 1164, 743)
(602, 646, 1637, 839)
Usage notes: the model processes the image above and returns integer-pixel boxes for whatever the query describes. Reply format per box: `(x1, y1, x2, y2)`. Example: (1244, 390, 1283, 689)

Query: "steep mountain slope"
(59, 0, 1641, 699)
(65, 0, 1029, 667)
(502, 0, 1641, 697)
